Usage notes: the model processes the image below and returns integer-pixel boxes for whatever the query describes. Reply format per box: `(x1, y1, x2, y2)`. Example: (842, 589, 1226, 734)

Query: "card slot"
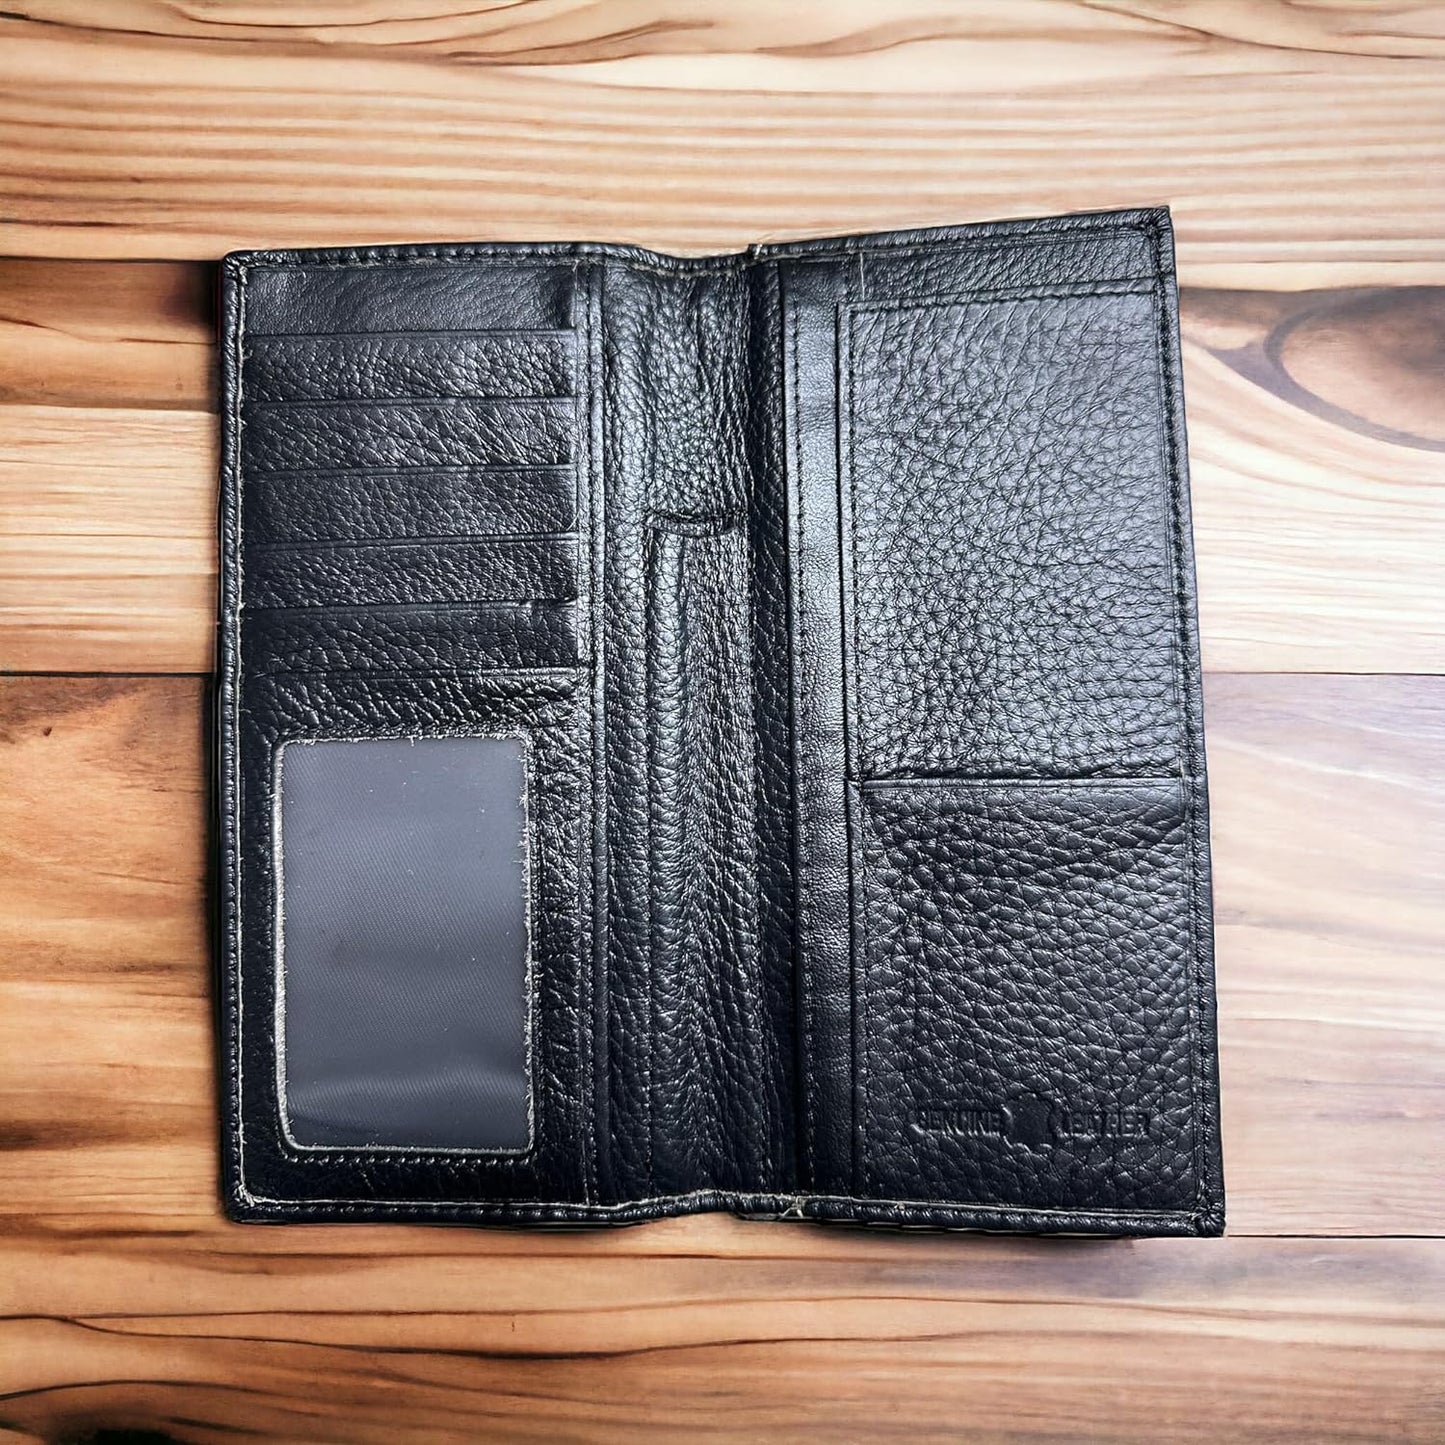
(250, 528, 576, 551)
(242, 397, 575, 473)
(241, 262, 574, 335)
(242, 600, 578, 675)
(243, 464, 576, 545)
(248, 394, 572, 408)
(244, 329, 575, 403)
(852, 777, 1203, 1217)
(245, 534, 578, 610)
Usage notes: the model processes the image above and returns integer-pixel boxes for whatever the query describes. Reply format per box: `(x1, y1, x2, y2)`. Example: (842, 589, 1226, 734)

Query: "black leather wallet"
(217, 206, 1224, 1234)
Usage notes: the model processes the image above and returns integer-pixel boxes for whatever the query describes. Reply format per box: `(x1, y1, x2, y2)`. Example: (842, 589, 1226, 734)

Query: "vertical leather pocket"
(223, 256, 599, 1217)
(840, 286, 1181, 779)
(233, 667, 593, 1213)
(835, 275, 1212, 1225)
(641, 520, 785, 1192)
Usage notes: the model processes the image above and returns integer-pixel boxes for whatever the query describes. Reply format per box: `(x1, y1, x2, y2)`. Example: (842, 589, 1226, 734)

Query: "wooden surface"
(1, 3, 1443, 1441)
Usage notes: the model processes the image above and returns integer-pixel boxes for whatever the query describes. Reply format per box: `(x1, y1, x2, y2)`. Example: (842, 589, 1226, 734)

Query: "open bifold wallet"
(217, 206, 1224, 1234)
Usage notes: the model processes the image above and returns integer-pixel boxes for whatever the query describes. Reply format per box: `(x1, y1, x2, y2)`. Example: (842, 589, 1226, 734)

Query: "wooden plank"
(0, 1240, 1442, 1444)
(0, 404, 215, 673)
(3, 274, 1442, 673)
(1210, 674, 1445, 1232)
(1186, 289, 1445, 672)
(0, 673, 1440, 1241)
(18, 0, 1445, 62)
(0, 259, 213, 411)
(1, 6, 1443, 283)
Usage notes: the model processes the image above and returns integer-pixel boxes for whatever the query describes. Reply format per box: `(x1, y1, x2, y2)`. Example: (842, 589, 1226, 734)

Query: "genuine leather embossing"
(217, 208, 1223, 1233)
(856, 780, 1198, 1215)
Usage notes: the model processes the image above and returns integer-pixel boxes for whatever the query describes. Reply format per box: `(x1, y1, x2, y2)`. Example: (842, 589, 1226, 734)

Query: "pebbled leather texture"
(217, 206, 1224, 1234)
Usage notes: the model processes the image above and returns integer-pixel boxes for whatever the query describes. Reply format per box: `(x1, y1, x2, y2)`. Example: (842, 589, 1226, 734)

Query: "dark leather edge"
(219, 206, 1170, 277)
(216, 253, 248, 1221)
(223, 1187, 1218, 1235)
(1151, 209, 1227, 1238)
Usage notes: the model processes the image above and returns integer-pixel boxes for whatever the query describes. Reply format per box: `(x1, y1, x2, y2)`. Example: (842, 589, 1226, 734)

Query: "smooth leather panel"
(778, 254, 858, 1198)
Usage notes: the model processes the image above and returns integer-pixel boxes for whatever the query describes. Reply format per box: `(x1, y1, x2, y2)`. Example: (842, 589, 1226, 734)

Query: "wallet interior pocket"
(831, 273, 1209, 1221)
(239, 289, 584, 677)
(853, 778, 1204, 1217)
(232, 667, 593, 1211)
(226, 259, 598, 1214)
(841, 285, 1181, 779)
(641, 520, 788, 1193)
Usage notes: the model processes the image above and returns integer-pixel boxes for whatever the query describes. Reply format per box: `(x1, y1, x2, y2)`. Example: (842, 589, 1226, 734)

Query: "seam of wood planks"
(1, 264, 1443, 675)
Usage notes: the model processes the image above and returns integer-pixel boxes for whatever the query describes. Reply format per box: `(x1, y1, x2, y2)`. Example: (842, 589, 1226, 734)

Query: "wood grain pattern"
(2, 3, 1443, 1438)
(0, 259, 213, 411)
(2, 5, 1443, 283)
(1, 1242, 1441, 1444)
(1186, 289, 1445, 672)
(19, 0, 1445, 62)
(0, 404, 215, 673)
(2, 274, 1442, 674)
(1209, 674, 1445, 1233)
(0, 671, 1442, 1437)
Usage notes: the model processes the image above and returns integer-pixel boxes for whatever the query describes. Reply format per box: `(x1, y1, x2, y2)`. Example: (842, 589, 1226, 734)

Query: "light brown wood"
(3, 279, 1442, 674)
(0, 259, 213, 411)
(0, 1240, 1441, 1444)
(0, 670, 1441, 1438)
(19, 0, 1445, 62)
(1, 6, 1444, 284)
(1209, 674, 1445, 1232)
(1186, 289, 1445, 672)
(0, 404, 216, 673)
(2, 4, 1443, 1439)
